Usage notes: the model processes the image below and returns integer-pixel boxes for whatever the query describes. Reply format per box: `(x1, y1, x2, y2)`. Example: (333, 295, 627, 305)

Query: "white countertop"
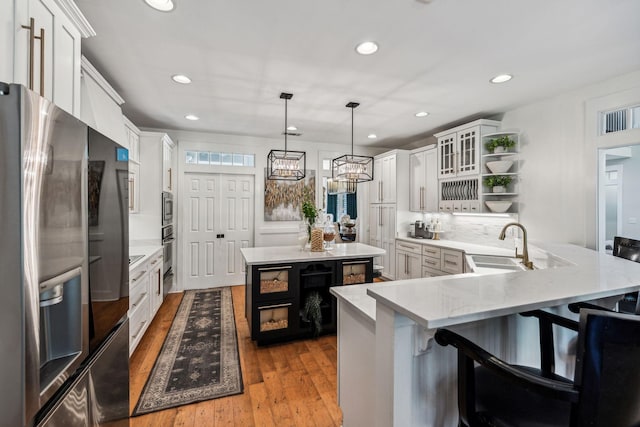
(396, 236, 515, 256)
(240, 243, 385, 265)
(129, 245, 163, 271)
(365, 242, 640, 329)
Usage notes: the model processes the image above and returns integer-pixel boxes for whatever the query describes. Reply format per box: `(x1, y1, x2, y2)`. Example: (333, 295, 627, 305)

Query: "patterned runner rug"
(132, 287, 243, 416)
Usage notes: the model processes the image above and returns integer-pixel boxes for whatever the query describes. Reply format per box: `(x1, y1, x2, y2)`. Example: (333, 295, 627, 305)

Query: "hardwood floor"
(129, 285, 343, 426)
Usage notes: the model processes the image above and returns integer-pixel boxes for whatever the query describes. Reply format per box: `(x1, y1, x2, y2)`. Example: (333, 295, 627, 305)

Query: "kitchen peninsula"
(241, 243, 385, 345)
(331, 242, 640, 427)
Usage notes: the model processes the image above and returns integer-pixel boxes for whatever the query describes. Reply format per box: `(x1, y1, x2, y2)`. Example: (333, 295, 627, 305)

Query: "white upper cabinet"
(124, 116, 140, 163)
(435, 119, 501, 179)
(6, 0, 95, 117)
(370, 152, 402, 204)
(410, 146, 438, 212)
(162, 135, 175, 193)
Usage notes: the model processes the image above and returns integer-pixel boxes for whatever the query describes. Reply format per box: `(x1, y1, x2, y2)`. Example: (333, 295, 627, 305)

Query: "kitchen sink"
(468, 254, 529, 271)
(468, 251, 575, 273)
(129, 255, 144, 265)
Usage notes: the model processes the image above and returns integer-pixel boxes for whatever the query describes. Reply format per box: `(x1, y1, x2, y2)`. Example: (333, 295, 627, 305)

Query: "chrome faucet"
(499, 222, 534, 270)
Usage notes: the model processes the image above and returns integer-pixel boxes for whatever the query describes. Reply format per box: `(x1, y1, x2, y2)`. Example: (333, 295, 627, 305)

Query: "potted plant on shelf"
(485, 135, 516, 154)
(483, 175, 512, 193)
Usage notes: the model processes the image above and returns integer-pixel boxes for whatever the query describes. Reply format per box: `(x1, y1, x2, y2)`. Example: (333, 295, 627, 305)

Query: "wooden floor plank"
(192, 400, 215, 427)
(129, 286, 342, 427)
(248, 382, 277, 427)
(261, 371, 296, 427)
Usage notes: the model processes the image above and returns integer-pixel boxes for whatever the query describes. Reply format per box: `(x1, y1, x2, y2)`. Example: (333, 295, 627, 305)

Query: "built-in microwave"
(162, 191, 173, 226)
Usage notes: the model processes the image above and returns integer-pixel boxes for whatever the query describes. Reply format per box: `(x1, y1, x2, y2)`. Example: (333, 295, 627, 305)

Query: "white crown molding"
(52, 0, 96, 38)
(81, 55, 125, 105)
(123, 115, 140, 133)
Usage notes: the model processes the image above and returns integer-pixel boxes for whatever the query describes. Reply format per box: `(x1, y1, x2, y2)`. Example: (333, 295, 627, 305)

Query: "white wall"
(159, 129, 384, 249)
(499, 70, 640, 248)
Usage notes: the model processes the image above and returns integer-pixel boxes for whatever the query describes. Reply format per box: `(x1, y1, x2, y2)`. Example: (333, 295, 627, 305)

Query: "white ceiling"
(76, 0, 640, 149)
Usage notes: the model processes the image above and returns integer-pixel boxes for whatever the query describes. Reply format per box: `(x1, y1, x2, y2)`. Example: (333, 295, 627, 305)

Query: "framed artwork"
(264, 169, 316, 221)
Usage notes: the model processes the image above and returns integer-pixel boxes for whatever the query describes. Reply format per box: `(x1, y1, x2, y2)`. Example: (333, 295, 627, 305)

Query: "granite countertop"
(365, 242, 640, 329)
(240, 243, 385, 265)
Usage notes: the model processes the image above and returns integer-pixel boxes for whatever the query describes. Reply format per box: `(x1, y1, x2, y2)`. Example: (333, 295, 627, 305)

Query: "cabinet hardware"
(258, 302, 292, 310)
(132, 320, 147, 340)
(342, 260, 370, 265)
(258, 265, 292, 271)
(131, 270, 147, 282)
(37, 26, 44, 94)
(128, 178, 134, 210)
(21, 18, 45, 94)
(158, 271, 161, 295)
(445, 260, 458, 265)
(168, 168, 172, 190)
(132, 292, 147, 308)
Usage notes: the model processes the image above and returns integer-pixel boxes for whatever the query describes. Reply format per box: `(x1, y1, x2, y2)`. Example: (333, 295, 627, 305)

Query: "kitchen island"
(241, 243, 384, 345)
(331, 242, 640, 427)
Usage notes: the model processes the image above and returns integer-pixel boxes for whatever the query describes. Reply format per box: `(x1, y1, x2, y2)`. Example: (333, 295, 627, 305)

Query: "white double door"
(183, 173, 254, 288)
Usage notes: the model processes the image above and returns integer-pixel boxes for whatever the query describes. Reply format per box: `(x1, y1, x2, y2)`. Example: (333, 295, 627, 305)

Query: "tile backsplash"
(409, 213, 521, 249)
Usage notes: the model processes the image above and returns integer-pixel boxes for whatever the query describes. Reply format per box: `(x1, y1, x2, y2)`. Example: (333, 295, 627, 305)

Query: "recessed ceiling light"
(355, 41, 379, 55)
(368, 134, 377, 139)
(490, 74, 513, 84)
(172, 74, 191, 84)
(144, 0, 174, 12)
(287, 126, 297, 131)
(185, 114, 199, 121)
(415, 111, 429, 117)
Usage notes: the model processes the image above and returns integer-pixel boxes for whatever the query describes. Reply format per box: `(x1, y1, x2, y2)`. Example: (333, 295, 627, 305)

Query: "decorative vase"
(493, 146, 506, 154)
(310, 227, 324, 252)
(492, 185, 506, 193)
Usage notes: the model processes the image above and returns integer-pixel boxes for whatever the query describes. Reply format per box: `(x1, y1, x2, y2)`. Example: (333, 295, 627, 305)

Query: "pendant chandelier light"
(267, 93, 306, 181)
(331, 102, 374, 183)
(327, 178, 357, 195)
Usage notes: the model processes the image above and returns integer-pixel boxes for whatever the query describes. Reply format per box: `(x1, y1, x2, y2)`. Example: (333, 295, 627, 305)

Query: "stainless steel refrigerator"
(0, 83, 129, 427)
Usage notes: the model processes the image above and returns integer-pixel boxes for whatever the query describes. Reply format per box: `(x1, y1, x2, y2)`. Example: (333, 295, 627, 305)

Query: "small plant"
(483, 175, 512, 188)
(303, 292, 323, 337)
(485, 136, 516, 153)
(301, 187, 318, 225)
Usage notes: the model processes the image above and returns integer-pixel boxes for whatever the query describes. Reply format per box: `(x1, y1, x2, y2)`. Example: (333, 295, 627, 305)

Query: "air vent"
(603, 109, 627, 134)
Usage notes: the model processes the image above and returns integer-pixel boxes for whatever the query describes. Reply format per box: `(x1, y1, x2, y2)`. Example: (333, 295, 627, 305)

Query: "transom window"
(186, 151, 255, 167)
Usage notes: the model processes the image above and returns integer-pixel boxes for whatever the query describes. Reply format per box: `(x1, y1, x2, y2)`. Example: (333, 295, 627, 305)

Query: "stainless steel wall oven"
(162, 224, 174, 276)
(162, 191, 173, 226)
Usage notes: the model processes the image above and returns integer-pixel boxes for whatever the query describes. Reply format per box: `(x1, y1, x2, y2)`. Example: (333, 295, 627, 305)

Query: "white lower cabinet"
(441, 249, 464, 274)
(128, 248, 163, 355)
(396, 240, 466, 278)
(369, 204, 397, 279)
(395, 240, 422, 280)
(148, 252, 164, 315)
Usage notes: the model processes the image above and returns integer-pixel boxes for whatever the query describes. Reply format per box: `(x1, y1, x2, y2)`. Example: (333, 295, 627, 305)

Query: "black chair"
(570, 236, 640, 315)
(435, 309, 640, 427)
